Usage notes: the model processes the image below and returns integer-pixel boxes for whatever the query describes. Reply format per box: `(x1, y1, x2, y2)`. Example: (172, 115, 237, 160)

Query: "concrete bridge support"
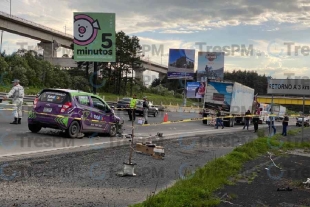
(159, 73, 166, 81)
(37, 41, 58, 58)
(135, 68, 145, 82)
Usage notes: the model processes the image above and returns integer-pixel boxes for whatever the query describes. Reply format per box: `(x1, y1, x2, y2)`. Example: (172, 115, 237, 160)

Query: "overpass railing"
(0, 11, 73, 39)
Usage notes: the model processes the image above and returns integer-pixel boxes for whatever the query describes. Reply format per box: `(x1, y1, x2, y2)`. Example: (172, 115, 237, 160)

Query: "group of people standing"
(214, 107, 290, 136)
(127, 94, 150, 124)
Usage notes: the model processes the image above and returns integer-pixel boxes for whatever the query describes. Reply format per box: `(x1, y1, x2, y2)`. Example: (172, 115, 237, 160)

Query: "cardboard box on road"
(136, 143, 156, 155)
(136, 143, 165, 159)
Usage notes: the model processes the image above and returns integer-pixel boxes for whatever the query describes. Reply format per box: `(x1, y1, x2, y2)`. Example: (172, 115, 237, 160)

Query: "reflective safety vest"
(130, 98, 137, 108)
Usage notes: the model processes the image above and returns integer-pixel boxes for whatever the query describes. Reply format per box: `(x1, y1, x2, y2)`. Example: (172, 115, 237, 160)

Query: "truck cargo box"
(204, 80, 254, 114)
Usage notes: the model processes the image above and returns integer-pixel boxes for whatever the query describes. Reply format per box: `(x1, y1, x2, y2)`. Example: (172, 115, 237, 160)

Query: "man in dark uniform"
(282, 115, 289, 136)
(142, 97, 149, 124)
(253, 111, 260, 132)
(243, 110, 251, 130)
(215, 107, 224, 129)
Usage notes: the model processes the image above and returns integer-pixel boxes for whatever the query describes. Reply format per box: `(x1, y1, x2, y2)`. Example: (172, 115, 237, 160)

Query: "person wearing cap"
(142, 97, 149, 124)
(128, 94, 137, 121)
(3, 79, 24, 124)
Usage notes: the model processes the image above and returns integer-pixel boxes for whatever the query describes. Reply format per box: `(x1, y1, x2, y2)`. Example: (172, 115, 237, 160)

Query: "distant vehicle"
(257, 104, 287, 124)
(135, 100, 159, 117)
(202, 80, 255, 127)
(296, 117, 310, 127)
(116, 97, 132, 109)
(275, 116, 284, 122)
(28, 89, 123, 138)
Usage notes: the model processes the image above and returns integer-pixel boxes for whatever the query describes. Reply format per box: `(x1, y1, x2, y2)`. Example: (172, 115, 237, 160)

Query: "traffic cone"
(163, 113, 168, 122)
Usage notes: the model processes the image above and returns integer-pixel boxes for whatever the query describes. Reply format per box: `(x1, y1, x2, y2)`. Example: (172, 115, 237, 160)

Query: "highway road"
(0, 107, 297, 158)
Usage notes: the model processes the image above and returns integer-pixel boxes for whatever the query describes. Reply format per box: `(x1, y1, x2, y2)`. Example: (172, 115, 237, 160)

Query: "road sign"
(267, 79, 310, 95)
(73, 12, 115, 62)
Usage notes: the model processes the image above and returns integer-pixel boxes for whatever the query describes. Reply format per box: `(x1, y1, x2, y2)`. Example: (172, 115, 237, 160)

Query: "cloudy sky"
(0, 0, 310, 81)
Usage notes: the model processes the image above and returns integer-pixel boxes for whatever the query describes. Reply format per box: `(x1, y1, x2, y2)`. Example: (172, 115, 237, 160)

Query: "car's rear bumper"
(28, 112, 70, 130)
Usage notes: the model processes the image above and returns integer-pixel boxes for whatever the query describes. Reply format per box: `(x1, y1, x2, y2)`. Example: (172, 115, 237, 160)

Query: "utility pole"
(64, 25, 66, 35)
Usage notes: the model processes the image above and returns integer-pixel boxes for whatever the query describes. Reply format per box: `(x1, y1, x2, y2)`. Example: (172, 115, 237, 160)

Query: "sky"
(0, 0, 310, 83)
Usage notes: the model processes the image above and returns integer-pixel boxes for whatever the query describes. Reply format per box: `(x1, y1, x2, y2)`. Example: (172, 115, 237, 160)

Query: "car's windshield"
(121, 98, 131, 102)
(39, 91, 70, 104)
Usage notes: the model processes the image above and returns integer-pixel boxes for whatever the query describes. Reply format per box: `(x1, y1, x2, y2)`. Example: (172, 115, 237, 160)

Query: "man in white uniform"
(3, 79, 24, 124)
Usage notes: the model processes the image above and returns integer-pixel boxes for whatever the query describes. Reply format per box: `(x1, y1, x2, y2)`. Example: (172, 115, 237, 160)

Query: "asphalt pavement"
(0, 125, 301, 207)
(0, 106, 296, 158)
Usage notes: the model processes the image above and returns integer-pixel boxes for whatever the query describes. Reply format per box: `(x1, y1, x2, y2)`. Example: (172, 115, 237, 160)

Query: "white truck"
(258, 104, 287, 123)
(273, 105, 286, 116)
(201, 80, 255, 127)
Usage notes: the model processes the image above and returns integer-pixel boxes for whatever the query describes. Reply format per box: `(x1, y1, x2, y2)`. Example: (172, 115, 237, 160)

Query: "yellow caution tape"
(0, 107, 304, 127)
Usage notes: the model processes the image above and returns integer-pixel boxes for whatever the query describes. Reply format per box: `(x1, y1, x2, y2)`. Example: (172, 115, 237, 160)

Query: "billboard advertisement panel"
(73, 12, 116, 62)
(197, 52, 224, 82)
(267, 79, 310, 95)
(167, 49, 195, 80)
(186, 82, 206, 98)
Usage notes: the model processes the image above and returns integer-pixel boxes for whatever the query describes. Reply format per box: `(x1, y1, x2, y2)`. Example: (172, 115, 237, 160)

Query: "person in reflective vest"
(128, 94, 137, 121)
(3, 79, 24, 124)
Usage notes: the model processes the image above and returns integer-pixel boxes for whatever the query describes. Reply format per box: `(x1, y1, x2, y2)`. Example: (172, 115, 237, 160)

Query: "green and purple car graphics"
(28, 89, 123, 138)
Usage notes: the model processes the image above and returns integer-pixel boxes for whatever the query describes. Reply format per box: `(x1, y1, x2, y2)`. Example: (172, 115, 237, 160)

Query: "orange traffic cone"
(163, 113, 168, 122)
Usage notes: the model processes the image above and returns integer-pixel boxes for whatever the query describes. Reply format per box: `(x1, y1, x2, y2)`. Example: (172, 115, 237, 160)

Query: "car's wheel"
(66, 121, 80, 138)
(109, 124, 117, 137)
(154, 111, 158, 117)
(28, 124, 41, 133)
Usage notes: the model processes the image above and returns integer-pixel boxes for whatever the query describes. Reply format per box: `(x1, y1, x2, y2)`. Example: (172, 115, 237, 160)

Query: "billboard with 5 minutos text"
(73, 12, 116, 62)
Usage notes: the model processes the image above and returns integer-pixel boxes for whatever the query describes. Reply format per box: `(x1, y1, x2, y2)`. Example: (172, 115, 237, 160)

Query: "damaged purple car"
(28, 89, 123, 138)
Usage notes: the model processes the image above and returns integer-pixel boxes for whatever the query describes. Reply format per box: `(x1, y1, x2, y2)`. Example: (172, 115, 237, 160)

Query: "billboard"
(186, 82, 206, 98)
(197, 52, 224, 82)
(168, 49, 195, 80)
(73, 12, 116, 62)
(267, 79, 310, 95)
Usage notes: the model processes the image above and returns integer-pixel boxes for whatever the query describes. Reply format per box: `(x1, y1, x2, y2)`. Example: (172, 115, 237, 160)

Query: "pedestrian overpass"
(257, 96, 310, 105)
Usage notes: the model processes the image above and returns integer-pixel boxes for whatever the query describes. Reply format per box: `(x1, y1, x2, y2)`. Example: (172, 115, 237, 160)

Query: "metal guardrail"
(0, 92, 117, 106)
(0, 11, 73, 39)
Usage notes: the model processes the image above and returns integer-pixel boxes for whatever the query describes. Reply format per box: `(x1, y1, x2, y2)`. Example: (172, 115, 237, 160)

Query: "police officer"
(142, 97, 149, 124)
(128, 94, 137, 121)
(3, 79, 24, 124)
(282, 114, 289, 136)
(243, 110, 251, 130)
(253, 112, 260, 133)
(215, 107, 224, 129)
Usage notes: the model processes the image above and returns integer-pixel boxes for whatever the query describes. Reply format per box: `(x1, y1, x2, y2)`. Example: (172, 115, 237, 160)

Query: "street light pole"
(10, 0, 11, 16)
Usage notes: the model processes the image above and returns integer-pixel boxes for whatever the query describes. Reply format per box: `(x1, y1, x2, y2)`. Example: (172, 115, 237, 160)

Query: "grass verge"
(130, 127, 310, 207)
(0, 87, 198, 107)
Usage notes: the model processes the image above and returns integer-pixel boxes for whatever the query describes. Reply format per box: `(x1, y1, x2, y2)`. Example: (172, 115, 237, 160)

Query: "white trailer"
(272, 105, 287, 121)
(202, 80, 255, 127)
